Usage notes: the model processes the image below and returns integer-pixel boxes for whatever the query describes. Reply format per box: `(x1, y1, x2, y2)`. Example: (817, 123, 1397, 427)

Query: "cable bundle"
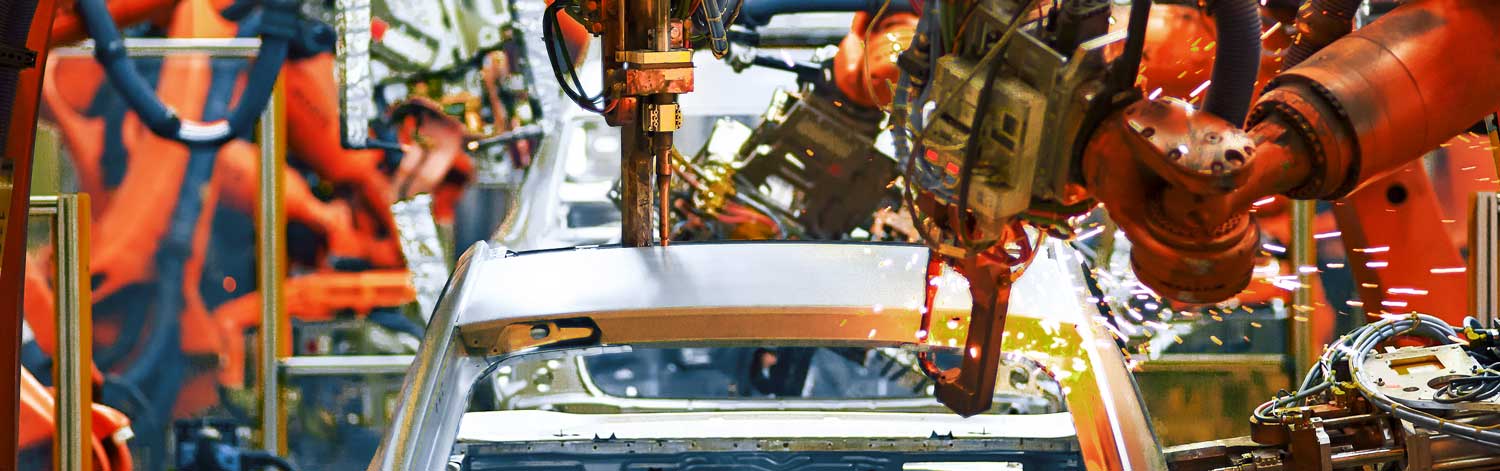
(1257, 313, 1500, 450)
(542, 1, 609, 114)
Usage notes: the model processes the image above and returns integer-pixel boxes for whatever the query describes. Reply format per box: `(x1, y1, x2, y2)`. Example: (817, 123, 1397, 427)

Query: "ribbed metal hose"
(1283, 0, 1360, 67)
(1201, 0, 1263, 126)
(0, 0, 40, 151)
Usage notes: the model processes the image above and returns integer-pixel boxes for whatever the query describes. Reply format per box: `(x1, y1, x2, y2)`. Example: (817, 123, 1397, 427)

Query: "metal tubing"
(1434, 455, 1500, 470)
(258, 71, 286, 455)
(51, 37, 262, 57)
(38, 195, 93, 471)
(654, 0, 669, 52)
(1329, 446, 1404, 467)
(1319, 413, 1382, 428)
(281, 355, 415, 376)
(1472, 192, 1499, 325)
(1290, 199, 1316, 376)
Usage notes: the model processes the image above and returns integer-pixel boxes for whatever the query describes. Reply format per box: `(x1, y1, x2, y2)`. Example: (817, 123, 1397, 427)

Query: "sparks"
(1075, 226, 1106, 242)
(1386, 287, 1429, 296)
(1189, 80, 1212, 98)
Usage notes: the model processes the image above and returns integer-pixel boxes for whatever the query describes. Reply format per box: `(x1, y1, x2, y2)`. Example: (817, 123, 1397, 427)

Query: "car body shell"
(366, 240, 1167, 471)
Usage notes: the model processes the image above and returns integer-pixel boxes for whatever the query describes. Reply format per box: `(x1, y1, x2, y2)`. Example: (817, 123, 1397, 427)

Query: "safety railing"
(30, 194, 92, 471)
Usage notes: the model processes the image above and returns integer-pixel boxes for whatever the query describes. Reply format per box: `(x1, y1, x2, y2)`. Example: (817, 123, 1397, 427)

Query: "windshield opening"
(472, 346, 1066, 415)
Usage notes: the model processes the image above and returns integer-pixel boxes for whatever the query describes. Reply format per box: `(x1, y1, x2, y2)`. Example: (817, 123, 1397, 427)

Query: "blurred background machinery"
(5, 0, 1500, 469)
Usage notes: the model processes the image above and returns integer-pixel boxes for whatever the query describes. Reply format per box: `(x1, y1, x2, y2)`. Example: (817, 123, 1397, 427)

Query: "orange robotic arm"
(1082, 0, 1500, 304)
(832, 11, 918, 109)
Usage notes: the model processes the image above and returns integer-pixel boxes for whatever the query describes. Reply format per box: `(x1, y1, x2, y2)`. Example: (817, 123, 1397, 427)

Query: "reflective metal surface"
(335, 0, 377, 148)
(372, 241, 1165, 470)
(259, 67, 287, 456)
(33, 195, 93, 471)
(457, 410, 1076, 442)
(282, 355, 415, 377)
(391, 195, 449, 318)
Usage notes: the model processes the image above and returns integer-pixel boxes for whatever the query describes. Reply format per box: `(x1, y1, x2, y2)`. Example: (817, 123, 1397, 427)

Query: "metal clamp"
(643, 103, 681, 132)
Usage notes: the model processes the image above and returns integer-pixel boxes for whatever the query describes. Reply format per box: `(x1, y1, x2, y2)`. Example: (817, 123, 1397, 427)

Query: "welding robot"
(543, 0, 1500, 452)
(11, 0, 513, 466)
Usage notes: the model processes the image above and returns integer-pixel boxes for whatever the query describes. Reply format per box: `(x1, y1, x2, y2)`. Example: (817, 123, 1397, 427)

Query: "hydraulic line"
(1283, 0, 1360, 68)
(75, 0, 299, 144)
(1200, 0, 1261, 125)
(701, 0, 730, 57)
(1109, 0, 1151, 96)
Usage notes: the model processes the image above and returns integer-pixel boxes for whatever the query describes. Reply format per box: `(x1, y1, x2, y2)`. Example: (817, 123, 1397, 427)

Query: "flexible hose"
(75, 0, 297, 144)
(1201, 0, 1261, 125)
(1109, 0, 1152, 95)
(701, 0, 731, 57)
(1283, 0, 1360, 68)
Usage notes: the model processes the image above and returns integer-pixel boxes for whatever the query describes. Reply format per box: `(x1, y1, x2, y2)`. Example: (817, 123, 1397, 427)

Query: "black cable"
(1200, 0, 1261, 125)
(551, 8, 598, 103)
(243, 450, 298, 471)
(1109, 0, 1151, 94)
(953, 41, 1005, 248)
(543, 1, 608, 113)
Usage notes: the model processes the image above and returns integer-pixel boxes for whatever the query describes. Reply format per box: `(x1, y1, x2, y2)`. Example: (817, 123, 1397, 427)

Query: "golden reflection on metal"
(1471, 192, 1500, 325)
(469, 321, 598, 355)
(258, 72, 288, 455)
(465, 304, 1147, 470)
(32, 195, 93, 471)
(1290, 200, 1317, 376)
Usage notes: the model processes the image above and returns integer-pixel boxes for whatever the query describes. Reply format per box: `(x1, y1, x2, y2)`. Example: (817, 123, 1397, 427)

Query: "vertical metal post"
(1290, 200, 1317, 377)
(1474, 195, 1500, 325)
(49, 194, 92, 471)
(258, 74, 286, 455)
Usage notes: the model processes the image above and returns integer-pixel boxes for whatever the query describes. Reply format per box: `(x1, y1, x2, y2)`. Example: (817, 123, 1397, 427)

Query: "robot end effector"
(1081, 0, 1500, 304)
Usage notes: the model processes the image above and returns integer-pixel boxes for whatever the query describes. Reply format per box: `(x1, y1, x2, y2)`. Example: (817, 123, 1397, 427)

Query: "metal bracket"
(615, 50, 692, 65)
(642, 103, 680, 132)
(0, 43, 37, 69)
